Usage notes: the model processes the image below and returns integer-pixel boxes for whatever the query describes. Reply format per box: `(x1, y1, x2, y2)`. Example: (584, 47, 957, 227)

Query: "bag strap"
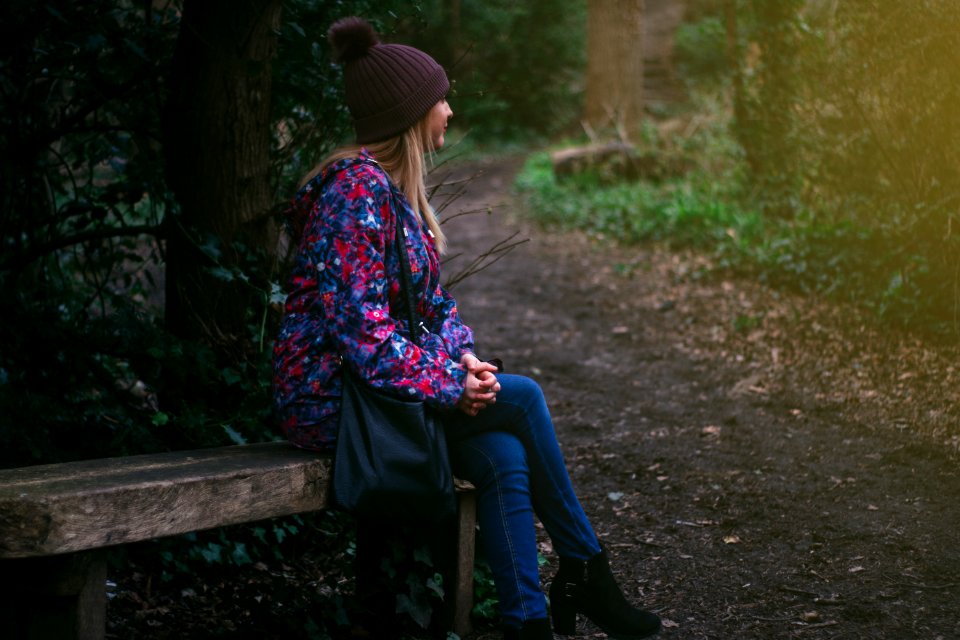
(326, 156, 425, 351)
(392, 200, 425, 349)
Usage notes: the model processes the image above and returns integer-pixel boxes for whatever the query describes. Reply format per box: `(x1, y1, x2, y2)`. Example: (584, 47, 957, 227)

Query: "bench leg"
(0, 550, 107, 640)
(451, 488, 477, 638)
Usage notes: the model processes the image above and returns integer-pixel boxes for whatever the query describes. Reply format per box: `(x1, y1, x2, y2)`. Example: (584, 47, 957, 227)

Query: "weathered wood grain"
(0, 442, 330, 557)
(452, 478, 477, 637)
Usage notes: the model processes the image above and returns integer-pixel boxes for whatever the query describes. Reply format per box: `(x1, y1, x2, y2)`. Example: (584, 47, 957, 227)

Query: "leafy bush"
(0, 0, 182, 467)
(675, 16, 729, 84)
(110, 508, 472, 639)
(109, 511, 353, 638)
(732, 0, 960, 337)
(517, 150, 760, 252)
(515, 73, 960, 341)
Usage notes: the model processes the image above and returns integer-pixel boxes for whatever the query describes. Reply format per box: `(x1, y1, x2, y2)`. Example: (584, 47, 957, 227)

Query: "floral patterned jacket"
(272, 150, 474, 450)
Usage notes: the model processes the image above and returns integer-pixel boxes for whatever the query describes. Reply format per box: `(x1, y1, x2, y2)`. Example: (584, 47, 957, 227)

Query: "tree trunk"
(725, 0, 752, 172)
(584, 0, 645, 139)
(739, 0, 804, 217)
(162, 0, 281, 348)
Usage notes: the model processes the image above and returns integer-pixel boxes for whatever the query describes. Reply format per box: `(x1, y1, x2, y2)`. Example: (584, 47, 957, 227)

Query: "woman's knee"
(498, 374, 546, 408)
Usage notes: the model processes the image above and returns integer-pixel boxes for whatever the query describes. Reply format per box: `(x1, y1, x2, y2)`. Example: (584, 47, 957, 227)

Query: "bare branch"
(1, 224, 161, 272)
(441, 203, 508, 225)
(444, 232, 529, 291)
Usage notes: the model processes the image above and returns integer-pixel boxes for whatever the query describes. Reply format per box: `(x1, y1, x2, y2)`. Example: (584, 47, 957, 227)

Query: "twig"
(429, 172, 483, 191)
(636, 540, 666, 549)
(675, 520, 709, 528)
(797, 621, 839, 631)
(581, 119, 598, 144)
(778, 586, 819, 598)
(443, 232, 528, 291)
(888, 580, 958, 591)
(441, 203, 507, 225)
(1, 224, 161, 272)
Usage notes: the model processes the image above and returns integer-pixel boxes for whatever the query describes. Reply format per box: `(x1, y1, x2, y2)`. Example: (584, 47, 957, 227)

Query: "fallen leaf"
(723, 535, 742, 544)
(661, 619, 680, 629)
(849, 565, 865, 573)
(701, 425, 721, 437)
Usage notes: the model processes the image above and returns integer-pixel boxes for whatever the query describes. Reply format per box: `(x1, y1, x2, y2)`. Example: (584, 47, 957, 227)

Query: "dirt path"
(440, 159, 960, 640)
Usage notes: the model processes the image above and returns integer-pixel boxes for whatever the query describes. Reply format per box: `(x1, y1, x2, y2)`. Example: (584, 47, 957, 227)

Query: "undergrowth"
(514, 101, 957, 341)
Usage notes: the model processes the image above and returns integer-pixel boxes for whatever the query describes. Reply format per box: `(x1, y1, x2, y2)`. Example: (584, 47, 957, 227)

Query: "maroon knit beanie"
(328, 17, 449, 144)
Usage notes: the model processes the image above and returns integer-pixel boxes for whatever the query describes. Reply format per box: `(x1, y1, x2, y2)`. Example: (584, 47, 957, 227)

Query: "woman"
(272, 16, 661, 640)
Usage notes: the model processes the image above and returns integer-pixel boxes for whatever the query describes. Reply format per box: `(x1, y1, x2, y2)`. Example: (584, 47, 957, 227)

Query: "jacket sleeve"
(314, 170, 466, 409)
(423, 283, 475, 361)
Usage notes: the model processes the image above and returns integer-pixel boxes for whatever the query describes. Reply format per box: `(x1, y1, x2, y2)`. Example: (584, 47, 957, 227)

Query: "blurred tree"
(735, 0, 805, 217)
(584, 0, 645, 140)
(685, 0, 960, 335)
(802, 0, 960, 331)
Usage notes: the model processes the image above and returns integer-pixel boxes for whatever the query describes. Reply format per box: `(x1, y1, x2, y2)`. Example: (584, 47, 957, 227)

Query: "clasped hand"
(457, 353, 501, 416)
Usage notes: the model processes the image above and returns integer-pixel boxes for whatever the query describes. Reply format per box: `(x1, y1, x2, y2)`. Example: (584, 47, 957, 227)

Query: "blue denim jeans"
(445, 374, 601, 629)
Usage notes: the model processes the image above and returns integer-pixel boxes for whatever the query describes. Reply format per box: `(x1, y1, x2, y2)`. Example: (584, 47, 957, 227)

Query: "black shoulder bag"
(332, 204, 457, 523)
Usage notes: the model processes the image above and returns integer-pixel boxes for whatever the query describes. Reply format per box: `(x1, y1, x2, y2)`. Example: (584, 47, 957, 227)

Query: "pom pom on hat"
(327, 16, 450, 144)
(328, 16, 380, 63)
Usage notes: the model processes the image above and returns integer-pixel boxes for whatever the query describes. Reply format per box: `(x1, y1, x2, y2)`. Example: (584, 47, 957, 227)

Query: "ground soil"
(437, 157, 960, 640)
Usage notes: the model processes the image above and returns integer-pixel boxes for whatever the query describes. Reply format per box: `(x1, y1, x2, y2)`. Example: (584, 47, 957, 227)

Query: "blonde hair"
(301, 115, 446, 253)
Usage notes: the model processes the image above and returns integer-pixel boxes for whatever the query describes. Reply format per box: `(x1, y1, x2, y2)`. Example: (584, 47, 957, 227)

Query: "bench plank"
(0, 442, 330, 557)
(1, 442, 476, 639)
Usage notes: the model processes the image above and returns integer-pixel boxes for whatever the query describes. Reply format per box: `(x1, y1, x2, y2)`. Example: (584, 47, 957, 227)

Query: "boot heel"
(550, 592, 577, 635)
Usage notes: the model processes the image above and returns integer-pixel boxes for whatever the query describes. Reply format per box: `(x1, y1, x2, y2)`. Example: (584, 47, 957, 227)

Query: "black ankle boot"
(549, 548, 660, 639)
(503, 618, 553, 639)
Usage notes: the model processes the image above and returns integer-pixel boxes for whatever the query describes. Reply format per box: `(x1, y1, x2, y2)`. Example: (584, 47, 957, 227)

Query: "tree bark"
(162, 0, 281, 347)
(584, 0, 645, 139)
(725, 0, 751, 171)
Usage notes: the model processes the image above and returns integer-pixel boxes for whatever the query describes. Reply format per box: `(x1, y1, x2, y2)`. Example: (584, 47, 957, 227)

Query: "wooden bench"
(0, 442, 477, 639)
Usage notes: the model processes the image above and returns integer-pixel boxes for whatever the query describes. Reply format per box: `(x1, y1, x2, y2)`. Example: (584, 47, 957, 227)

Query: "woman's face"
(426, 98, 453, 149)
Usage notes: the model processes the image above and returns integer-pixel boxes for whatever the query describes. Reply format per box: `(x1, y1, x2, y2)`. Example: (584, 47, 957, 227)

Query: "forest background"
(1, 0, 958, 636)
